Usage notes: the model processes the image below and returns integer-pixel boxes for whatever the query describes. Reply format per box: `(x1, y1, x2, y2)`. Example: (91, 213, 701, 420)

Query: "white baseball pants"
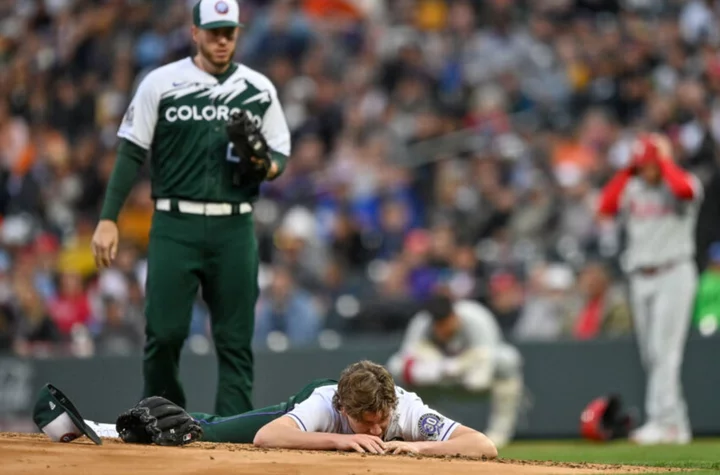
(629, 260, 697, 430)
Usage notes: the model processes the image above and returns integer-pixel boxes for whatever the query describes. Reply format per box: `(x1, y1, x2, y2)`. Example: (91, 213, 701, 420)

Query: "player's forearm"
(658, 159, 696, 200)
(266, 151, 288, 181)
(597, 168, 632, 216)
(253, 425, 339, 451)
(411, 433, 498, 459)
(100, 139, 147, 221)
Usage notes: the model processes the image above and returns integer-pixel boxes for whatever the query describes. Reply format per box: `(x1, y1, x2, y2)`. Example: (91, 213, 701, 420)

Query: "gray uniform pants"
(629, 260, 696, 428)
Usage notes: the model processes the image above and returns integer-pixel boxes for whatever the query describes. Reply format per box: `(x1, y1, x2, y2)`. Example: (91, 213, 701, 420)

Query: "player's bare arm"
(253, 415, 496, 458)
(253, 416, 387, 454)
(384, 425, 497, 458)
(265, 159, 280, 179)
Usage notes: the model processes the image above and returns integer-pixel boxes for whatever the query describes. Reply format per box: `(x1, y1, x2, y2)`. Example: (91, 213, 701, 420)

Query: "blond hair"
(332, 361, 398, 420)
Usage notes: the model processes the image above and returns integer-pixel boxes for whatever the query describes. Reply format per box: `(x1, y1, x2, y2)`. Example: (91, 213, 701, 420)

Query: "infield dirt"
(0, 433, 679, 474)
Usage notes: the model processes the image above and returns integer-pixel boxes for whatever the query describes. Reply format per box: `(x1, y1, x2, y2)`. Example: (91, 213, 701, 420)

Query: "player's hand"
(91, 220, 119, 269)
(384, 441, 420, 455)
(463, 365, 493, 392)
(249, 156, 276, 180)
(650, 133, 673, 160)
(442, 357, 465, 379)
(333, 434, 386, 454)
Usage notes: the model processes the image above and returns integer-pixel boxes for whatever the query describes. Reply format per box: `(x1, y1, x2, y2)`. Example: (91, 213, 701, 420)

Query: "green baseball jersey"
(117, 57, 291, 203)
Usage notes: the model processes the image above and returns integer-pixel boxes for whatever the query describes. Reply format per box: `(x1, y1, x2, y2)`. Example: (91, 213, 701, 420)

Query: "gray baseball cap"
(193, 0, 243, 29)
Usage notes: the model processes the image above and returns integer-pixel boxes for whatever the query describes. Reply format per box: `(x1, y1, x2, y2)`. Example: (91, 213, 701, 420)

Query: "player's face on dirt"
(345, 410, 391, 437)
(639, 162, 661, 186)
(432, 313, 460, 344)
(193, 26, 239, 68)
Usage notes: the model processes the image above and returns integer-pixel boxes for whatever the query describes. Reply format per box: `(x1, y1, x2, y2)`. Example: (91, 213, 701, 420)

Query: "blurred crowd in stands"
(2, 0, 720, 357)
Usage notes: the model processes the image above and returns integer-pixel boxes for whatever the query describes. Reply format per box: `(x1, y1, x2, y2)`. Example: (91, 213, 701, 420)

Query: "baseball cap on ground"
(33, 383, 102, 445)
(193, 0, 242, 29)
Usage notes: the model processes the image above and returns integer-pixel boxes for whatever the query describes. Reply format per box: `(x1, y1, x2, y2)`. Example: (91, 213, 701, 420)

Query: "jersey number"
(226, 143, 242, 163)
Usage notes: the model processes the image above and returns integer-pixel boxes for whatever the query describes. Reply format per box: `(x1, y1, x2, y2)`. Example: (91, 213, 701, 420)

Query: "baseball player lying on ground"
(33, 361, 498, 459)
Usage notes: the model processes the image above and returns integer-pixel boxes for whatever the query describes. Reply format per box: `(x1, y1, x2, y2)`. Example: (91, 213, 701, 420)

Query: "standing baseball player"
(91, 0, 291, 416)
(386, 295, 524, 448)
(597, 133, 702, 445)
(33, 361, 499, 458)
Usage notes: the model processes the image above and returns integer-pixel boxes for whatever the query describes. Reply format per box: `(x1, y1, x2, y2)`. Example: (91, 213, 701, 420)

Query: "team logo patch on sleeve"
(123, 105, 134, 126)
(418, 413, 444, 440)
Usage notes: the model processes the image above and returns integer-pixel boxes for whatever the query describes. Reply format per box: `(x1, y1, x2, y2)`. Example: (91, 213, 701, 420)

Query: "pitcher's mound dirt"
(0, 433, 676, 475)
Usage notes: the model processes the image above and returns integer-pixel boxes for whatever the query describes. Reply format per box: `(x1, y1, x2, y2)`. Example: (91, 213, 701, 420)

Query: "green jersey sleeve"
(99, 139, 148, 221)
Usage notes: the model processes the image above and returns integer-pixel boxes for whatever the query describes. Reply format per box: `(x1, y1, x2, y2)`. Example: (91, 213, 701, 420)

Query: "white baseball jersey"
(400, 300, 503, 356)
(286, 385, 460, 442)
(619, 176, 703, 270)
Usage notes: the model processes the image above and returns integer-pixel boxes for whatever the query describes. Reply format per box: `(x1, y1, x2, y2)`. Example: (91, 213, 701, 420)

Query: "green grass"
(629, 473, 709, 475)
(499, 438, 720, 474)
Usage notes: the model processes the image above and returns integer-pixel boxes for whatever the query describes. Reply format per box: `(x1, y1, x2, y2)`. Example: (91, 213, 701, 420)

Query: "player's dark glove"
(226, 110, 272, 185)
(115, 396, 203, 446)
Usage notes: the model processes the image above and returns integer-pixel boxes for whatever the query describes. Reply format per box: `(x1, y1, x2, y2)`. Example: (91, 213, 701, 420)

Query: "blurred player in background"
(598, 133, 703, 445)
(386, 294, 524, 448)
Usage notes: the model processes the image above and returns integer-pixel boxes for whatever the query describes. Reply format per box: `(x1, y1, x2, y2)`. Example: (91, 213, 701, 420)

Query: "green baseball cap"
(193, 0, 243, 29)
(33, 383, 102, 445)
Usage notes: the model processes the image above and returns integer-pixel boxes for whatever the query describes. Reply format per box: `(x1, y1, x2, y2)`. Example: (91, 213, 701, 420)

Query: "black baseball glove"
(115, 396, 203, 446)
(226, 110, 272, 184)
